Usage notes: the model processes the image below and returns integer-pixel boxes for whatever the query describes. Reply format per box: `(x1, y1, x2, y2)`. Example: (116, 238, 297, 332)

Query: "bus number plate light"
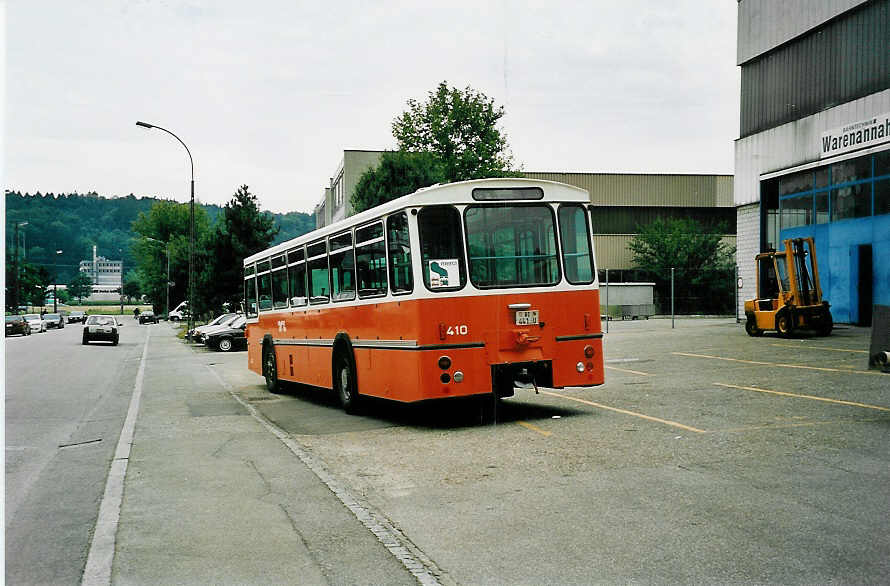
(515, 310, 539, 326)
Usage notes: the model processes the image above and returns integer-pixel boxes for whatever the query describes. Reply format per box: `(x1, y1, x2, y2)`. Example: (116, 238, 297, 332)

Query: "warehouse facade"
(315, 152, 735, 278)
(735, 0, 890, 325)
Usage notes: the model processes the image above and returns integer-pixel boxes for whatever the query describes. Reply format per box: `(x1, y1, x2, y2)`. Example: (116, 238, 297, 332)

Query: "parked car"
(23, 314, 47, 333)
(189, 313, 239, 342)
(67, 310, 86, 323)
(168, 301, 189, 322)
(138, 311, 159, 324)
(44, 313, 65, 329)
(205, 316, 247, 352)
(5, 315, 31, 337)
(82, 315, 121, 346)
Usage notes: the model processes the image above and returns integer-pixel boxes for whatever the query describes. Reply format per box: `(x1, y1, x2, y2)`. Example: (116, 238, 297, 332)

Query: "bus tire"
(334, 349, 359, 414)
(263, 343, 281, 394)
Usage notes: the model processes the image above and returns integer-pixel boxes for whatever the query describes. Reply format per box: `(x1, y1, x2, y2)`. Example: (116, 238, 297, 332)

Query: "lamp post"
(136, 120, 195, 341)
(53, 249, 63, 313)
(145, 237, 170, 318)
(13, 221, 28, 312)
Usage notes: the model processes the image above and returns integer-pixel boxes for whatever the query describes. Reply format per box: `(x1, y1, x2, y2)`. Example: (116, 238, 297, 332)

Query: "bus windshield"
(464, 204, 560, 288)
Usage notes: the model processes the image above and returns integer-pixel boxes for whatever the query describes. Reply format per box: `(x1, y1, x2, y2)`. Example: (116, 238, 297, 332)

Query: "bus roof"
(245, 177, 589, 265)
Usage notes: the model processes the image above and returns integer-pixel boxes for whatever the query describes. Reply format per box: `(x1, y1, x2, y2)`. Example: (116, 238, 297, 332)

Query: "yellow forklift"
(744, 237, 833, 337)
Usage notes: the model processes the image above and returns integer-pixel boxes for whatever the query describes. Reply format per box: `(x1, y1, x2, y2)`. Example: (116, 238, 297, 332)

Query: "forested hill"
(5, 190, 315, 282)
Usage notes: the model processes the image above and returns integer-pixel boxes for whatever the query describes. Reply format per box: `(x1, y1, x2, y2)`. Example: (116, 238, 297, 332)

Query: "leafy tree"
(351, 151, 445, 214)
(122, 278, 141, 302)
(131, 200, 211, 314)
(392, 81, 520, 183)
(199, 185, 278, 316)
(67, 271, 93, 302)
(628, 218, 735, 314)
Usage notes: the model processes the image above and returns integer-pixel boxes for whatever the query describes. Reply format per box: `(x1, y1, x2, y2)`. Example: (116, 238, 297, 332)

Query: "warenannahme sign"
(821, 112, 890, 158)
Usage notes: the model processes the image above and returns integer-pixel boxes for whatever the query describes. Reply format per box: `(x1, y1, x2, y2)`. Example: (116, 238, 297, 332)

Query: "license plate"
(515, 310, 539, 326)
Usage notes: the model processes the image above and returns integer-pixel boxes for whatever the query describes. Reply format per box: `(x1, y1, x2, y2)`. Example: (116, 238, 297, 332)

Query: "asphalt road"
(5, 317, 144, 584)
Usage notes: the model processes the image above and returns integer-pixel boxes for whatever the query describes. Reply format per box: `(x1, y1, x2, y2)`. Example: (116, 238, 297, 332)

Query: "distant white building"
(78, 245, 123, 300)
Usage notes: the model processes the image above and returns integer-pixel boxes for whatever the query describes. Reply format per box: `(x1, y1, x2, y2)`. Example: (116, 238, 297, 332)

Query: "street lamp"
(13, 221, 28, 312)
(145, 237, 170, 318)
(53, 249, 63, 313)
(136, 120, 195, 341)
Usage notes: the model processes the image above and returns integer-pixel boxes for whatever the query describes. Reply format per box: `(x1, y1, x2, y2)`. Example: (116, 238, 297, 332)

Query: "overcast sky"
(4, 1, 739, 214)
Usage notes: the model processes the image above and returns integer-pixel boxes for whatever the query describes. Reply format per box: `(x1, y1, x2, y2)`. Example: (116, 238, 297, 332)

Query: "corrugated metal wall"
(740, 0, 889, 137)
(523, 172, 734, 207)
(737, 0, 869, 64)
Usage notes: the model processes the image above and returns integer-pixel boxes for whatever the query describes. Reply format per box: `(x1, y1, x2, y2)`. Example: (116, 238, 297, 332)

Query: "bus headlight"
(576, 362, 585, 373)
(438, 356, 452, 370)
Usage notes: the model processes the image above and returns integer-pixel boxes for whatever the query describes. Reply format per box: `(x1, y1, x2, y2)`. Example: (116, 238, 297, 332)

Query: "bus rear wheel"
(334, 350, 359, 414)
(263, 344, 281, 394)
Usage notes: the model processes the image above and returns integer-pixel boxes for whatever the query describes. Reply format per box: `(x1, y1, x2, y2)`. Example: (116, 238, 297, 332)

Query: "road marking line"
(540, 390, 706, 434)
(82, 327, 151, 586)
(605, 365, 652, 376)
(673, 352, 883, 376)
(207, 367, 446, 586)
(715, 418, 881, 433)
(769, 343, 868, 354)
(517, 421, 552, 436)
(714, 382, 890, 412)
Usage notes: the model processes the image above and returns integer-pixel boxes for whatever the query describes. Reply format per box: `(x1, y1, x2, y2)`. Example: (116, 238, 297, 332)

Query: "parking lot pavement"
(117, 319, 890, 585)
(199, 317, 890, 585)
(112, 325, 417, 585)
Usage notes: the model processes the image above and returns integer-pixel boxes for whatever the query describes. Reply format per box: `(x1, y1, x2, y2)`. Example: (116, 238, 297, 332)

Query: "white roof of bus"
(244, 177, 588, 265)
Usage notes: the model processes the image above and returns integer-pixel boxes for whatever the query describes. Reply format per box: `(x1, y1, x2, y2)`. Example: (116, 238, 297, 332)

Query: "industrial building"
(315, 151, 735, 276)
(735, 0, 889, 325)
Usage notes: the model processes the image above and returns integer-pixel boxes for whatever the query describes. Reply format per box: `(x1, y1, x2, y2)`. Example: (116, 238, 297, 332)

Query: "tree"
(131, 200, 210, 314)
(67, 271, 93, 302)
(351, 151, 445, 214)
(199, 185, 278, 315)
(122, 278, 141, 302)
(627, 218, 735, 314)
(392, 81, 520, 183)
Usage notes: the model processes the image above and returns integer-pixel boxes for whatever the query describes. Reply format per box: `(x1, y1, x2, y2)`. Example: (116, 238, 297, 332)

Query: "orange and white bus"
(244, 178, 604, 412)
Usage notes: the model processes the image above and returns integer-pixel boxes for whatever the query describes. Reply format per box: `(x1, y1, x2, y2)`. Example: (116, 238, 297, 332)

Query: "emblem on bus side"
(429, 259, 459, 288)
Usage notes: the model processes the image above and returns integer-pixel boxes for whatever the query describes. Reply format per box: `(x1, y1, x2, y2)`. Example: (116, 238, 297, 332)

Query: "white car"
(189, 313, 239, 342)
(23, 314, 47, 333)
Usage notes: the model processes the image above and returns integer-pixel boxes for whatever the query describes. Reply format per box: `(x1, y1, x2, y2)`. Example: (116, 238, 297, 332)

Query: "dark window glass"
(874, 179, 890, 216)
(271, 268, 288, 309)
(815, 192, 829, 224)
(465, 204, 559, 288)
(830, 156, 871, 185)
(287, 247, 304, 264)
(329, 235, 355, 302)
(356, 222, 387, 298)
(780, 195, 813, 229)
(558, 205, 594, 284)
(245, 277, 257, 317)
(875, 150, 890, 178)
(258, 264, 273, 311)
(831, 184, 870, 220)
(244, 264, 255, 277)
(471, 187, 544, 201)
(288, 260, 307, 307)
(271, 255, 286, 269)
(307, 241, 329, 304)
(778, 171, 813, 196)
(814, 167, 830, 189)
(387, 213, 413, 294)
(307, 241, 326, 259)
(418, 206, 466, 291)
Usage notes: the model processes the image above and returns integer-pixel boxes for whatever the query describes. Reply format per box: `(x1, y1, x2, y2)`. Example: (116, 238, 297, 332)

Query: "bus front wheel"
(263, 344, 281, 394)
(334, 350, 359, 414)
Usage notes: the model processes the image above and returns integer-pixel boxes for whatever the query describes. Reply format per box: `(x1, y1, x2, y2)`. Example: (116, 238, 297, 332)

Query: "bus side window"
(244, 275, 258, 318)
(387, 212, 413, 294)
(558, 205, 594, 284)
(329, 232, 356, 302)
(287, 247, 307, 307)
(418, 205, 466, 291)
(271, 254, 288, 309)
(307, 241, 329, 304)
(356, 222, 387, 298)
(257, 259, 273, 311)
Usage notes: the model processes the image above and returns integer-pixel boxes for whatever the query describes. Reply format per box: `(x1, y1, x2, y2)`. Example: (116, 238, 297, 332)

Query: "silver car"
(23, 314, 47, 333)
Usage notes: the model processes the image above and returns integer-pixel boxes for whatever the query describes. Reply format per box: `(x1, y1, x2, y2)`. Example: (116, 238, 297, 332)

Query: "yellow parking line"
(714, 382, 890, 412)
(540, 390, 706, 434)
(673, 352, 883, 376)
(769, 343, 868, 354)
(605, 365, 652, 376)
(517, 421, 552, 437)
